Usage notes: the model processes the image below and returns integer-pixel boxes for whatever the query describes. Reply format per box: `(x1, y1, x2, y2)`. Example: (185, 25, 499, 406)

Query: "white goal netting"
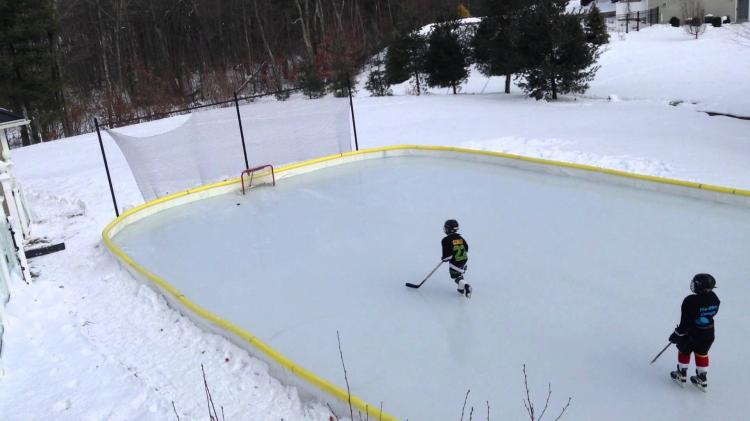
(107, 97, 353, 202)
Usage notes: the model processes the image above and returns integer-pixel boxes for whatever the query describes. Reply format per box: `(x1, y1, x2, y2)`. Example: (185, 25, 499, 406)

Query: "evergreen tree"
(297, 60, 326, 99)
(424, 21, 469, 94)
(517, 0, 601, 100)
(584, 4, 610, 45)
(329, 56, 356, 98)
(0, 0, 62, 144)
(471, 0, 528, 94)
(385, 31, 427, 94)
(365, 53, 392, 96)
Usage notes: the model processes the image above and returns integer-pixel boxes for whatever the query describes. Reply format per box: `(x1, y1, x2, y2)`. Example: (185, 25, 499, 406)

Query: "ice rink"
(111, 155, 750, 420)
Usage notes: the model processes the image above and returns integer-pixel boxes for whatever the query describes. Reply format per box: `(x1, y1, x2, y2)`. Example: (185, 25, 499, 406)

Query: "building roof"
(0, 108, 28, 129)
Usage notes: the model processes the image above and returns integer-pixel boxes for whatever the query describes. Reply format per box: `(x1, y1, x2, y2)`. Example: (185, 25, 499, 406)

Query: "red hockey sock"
(678, 352, 691, 365)
(695, 353, 709, 368)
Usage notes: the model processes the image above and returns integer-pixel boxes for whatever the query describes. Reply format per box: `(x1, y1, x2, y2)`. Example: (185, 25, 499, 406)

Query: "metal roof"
(0, 108, 28, 129)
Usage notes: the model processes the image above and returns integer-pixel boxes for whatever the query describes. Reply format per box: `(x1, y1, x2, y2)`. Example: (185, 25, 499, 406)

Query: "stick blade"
(405, 282, 420, 288)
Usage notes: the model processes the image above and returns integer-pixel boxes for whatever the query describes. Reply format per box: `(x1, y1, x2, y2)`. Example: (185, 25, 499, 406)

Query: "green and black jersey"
(441, 233, 468, 265)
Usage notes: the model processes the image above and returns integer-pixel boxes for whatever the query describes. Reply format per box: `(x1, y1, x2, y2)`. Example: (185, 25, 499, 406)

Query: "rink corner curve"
(101, 145, 750, 421)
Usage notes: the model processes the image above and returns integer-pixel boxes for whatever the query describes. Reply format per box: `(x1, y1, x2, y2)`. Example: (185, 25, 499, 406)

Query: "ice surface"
(112, 155, 750, 420)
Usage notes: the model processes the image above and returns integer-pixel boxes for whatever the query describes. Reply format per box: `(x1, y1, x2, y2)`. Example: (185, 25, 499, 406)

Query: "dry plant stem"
(171, 401, 180, 421)
(522, 364, 534, 420)
(521, 363, 572, 421)
(326, 402, 339, 420)
(553, 397, 572, 421)
(201, 364, 219, 421)
(461, 389, 471, 421)
(337, 330, 354, 421)
(537, 384, 552, 420)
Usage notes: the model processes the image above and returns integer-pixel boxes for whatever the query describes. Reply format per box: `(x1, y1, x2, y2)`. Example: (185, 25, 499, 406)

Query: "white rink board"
(111, 155, 750, 420)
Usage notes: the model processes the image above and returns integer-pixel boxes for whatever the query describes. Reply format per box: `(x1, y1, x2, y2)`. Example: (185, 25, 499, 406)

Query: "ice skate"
(670, 366, 687, 386)
(690, 372, 707, 392)
(464, 283, 472, 299)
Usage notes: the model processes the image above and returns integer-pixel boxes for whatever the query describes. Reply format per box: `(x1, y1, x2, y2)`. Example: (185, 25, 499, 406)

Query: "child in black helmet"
(441, 219, 471, 298)
(669, 273, 720, 391)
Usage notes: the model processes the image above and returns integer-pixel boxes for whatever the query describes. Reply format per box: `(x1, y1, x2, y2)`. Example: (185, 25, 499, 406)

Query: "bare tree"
(681, 0, 707, 39)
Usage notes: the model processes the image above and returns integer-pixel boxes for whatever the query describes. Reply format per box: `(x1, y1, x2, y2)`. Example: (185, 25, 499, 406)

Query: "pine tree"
(0, 0, 62, 144)
(584, 4, 610, 45)
(424, 21, 469, 94)
(385, 31, 427, 94)
(329, 56, 356, 98)
(517, 0, 601, 100)
(298, 60, 326, 99)
(471, 0, 528, 94)
(365, 53, 392, 96)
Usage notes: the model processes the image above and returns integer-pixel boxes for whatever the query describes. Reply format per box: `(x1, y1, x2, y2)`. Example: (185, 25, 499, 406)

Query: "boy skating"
(441, 219, 471, 298)
(669, 273, 720, 391)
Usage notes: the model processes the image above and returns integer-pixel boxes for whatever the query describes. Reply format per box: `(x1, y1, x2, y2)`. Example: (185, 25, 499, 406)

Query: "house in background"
(656, 0, 748, 22)
(592, 0, 749, 23)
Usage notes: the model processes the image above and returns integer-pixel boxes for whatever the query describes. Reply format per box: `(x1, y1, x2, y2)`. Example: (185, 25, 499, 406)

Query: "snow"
(589, 25, 750, 116)
(1, 23, 749, 420)
(0, 135, 334, 421)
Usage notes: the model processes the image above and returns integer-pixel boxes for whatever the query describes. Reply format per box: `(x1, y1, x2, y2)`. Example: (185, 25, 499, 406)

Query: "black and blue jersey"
(676, 291, 720, 336)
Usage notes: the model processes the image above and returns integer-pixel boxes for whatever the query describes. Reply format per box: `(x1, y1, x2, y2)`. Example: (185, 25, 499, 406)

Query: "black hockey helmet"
(444, 219, 459, 234)
(690, 273, 716, 293)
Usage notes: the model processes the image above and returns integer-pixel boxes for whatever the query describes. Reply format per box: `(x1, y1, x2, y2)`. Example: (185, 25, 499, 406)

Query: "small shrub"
(669, 16, 680, 27)
(711, 16, 722, 27)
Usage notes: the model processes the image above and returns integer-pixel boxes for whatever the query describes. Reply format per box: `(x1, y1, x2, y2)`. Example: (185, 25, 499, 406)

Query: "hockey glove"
(668, 330, 684, 344)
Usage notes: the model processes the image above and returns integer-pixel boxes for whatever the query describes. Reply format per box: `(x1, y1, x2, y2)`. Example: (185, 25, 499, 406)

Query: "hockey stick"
(650, 342, 672, 364)
(405, 261, 445, 289)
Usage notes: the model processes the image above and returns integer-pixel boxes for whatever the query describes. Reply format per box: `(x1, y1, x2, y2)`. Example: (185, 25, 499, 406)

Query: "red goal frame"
(240, 164, 275, 194)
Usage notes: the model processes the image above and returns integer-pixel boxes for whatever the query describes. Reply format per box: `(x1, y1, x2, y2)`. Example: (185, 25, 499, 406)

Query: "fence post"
(637, 11, 640, 31)
(346, 73, 359, 151)
(95, 118, 119, 217)
(234, 93, 250, 170)
(626, 13, 630, 33)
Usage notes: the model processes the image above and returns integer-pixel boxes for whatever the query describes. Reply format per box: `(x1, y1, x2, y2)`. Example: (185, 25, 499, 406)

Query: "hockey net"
(241, 164, 275, 194)
(106, 96, 352, 202)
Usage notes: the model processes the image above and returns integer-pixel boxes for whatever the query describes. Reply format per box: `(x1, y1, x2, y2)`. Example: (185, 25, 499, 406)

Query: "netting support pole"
(95, 118, 119, 217)
(346, 73, 359, 151)
(234, 93, 250, 170)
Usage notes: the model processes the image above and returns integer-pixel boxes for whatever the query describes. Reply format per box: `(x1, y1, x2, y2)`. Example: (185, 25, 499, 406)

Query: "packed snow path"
(112, 155, 750, 420)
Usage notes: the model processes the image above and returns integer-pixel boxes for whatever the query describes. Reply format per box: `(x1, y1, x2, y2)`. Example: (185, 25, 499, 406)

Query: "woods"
(0, 0, 606, 145)
(0, 0, 468, 144)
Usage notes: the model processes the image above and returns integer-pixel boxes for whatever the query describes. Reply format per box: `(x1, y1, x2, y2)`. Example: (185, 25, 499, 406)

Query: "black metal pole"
(626, 13, 630, 33)
(234, 93, 250, 170)
(346, 73, 359, 151)
(95, 118, 119, 217)
(637, 11, 640, 31)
